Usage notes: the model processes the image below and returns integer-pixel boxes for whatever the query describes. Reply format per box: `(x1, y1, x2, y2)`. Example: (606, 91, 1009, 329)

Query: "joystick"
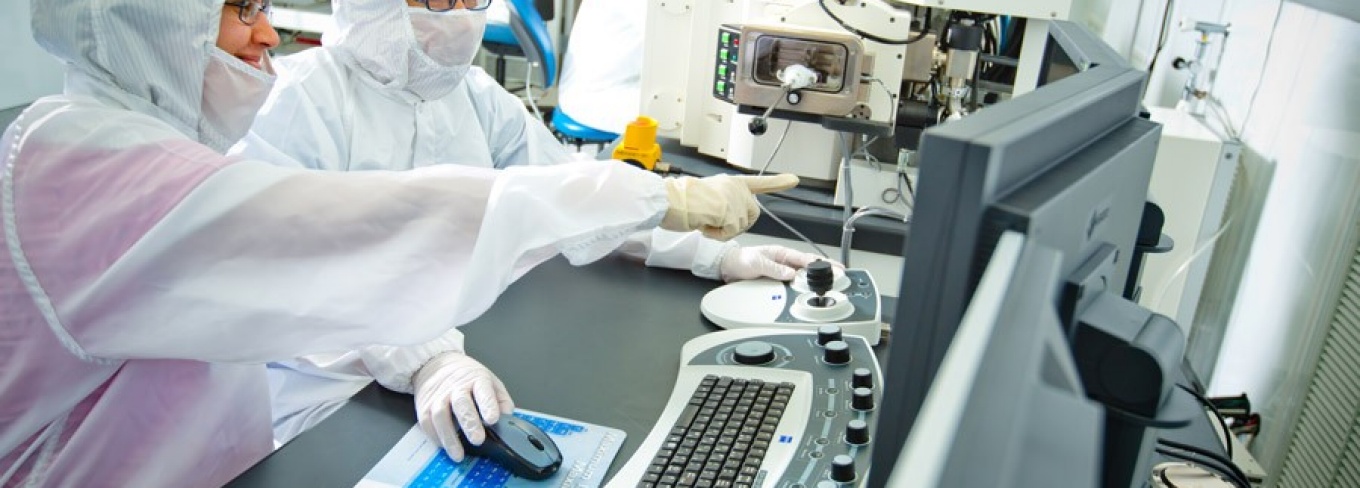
(805, 260, 835, 307)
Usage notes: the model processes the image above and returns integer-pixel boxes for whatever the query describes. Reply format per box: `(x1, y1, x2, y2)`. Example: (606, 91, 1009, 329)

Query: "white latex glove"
(413, 352, 515, 461)
(660, 174, 800, 241)
(720, 245, 830, 282)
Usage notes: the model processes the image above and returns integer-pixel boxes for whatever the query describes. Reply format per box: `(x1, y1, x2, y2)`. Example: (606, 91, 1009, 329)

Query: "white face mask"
(408, 8, 487, 68)
(200, 48, 276, 152)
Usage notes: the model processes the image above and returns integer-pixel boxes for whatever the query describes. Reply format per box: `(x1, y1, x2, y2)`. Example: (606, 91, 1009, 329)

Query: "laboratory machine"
(607, 18, 1235, 488)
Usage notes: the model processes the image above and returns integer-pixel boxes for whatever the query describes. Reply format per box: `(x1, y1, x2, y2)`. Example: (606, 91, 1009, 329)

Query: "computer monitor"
(886, 231, 1104, 487)
(867, 20, 1167, 487)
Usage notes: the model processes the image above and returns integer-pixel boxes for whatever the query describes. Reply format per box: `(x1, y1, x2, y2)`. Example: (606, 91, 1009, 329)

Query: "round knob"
(824, 340, 850, 365)
(817, 325, 843, 346)
(806, 260, 835, 296)
(852, 387, 874, 411)
(748, 117, 768, 135)
(846, 419, 870, 445)
(852, 368, 873, 389)
(734, 341, 776, 365)
(830, 454, 856, 483)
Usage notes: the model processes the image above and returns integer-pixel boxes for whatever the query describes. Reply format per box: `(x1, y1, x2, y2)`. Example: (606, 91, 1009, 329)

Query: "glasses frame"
(225, 0, 273, 26)
(419, 0, 493, 13)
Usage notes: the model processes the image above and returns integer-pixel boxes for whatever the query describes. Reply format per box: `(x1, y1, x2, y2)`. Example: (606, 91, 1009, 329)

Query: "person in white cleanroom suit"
(234, 0, 828, 457)
(0, 0, 797, 485)
(554, 0, 646, 135)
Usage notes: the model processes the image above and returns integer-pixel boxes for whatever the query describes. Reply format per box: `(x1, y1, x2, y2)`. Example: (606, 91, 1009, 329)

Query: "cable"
(1155, 439, 1251, 488)
(1154, 450, 1250, 488)
(1146, 0, 1176, 73)
(756, 118, 794, 176)
(754, 199, 832, 259)
(1177, 384, 1234, 460)
(817, 0, 931, 45)
(1148, 206, 1235, 314)
(838, 132, 854, 266)
(1236, 0, 1285, 138)
(760, 192, 844, 210)
(1102, 402, 1193, 429)
(519, 62, 541, 122)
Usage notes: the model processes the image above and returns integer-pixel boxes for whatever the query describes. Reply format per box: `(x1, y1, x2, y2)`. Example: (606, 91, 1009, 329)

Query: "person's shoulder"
(24, 95, 181, 137)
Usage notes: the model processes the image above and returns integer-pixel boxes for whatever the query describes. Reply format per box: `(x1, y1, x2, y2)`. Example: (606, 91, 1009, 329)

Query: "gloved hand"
(720, 245, 833, 282)
(413, 351, 515, 461)
(661, 173, 800, 241)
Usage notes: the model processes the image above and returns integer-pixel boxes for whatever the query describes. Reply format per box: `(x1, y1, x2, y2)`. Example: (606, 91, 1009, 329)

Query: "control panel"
(714, 25, 741, 103)
(608, 328, 883, 487)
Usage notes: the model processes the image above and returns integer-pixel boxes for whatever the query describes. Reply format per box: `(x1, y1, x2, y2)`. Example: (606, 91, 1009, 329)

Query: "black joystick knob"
(824, 340, 850, 365)
(852, 368, 873, 389)
(817, 325, 843, 346)
(748, 117, 768, 135)
(830, 455, 856, 483)
(806, 260, 834, 295)
(734, 341, 776, 365)
(852, 387, 874, 411)
(846, 419, 870, 445)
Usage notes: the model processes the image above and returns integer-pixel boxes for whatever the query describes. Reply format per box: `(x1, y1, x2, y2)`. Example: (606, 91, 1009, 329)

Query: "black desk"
(229, 255, 743, 487)
(229, 256, 1226, 487)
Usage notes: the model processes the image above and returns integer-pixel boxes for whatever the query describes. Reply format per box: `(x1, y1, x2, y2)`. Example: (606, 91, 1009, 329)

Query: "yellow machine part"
(612, 116, 662, 171)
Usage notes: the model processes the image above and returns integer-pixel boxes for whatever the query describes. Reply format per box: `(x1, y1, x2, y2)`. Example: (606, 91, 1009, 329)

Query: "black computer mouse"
(458, 416, 563, 481)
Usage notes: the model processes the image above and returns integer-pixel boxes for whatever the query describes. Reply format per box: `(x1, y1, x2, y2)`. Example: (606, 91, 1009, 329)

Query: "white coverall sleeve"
(7, 113, 667, 364)
(615, 229, 739, 281)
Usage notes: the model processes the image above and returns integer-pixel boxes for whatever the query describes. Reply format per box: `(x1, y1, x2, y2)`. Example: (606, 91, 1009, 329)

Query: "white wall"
(1130, 0, 1360, 481)
(0, 1, 63, 110)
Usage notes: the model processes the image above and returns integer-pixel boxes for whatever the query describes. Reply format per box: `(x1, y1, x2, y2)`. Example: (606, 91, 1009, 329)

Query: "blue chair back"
(483, 0, 557, 88)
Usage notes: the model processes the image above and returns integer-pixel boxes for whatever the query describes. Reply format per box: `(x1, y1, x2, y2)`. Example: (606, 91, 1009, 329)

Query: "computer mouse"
(459, 416, 563, 481)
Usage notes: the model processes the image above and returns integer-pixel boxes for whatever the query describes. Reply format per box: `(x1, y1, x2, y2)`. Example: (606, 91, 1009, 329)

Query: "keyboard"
(608, 327, 883, 487)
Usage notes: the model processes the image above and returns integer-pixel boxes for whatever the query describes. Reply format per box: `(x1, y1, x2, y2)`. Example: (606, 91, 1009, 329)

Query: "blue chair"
(551, 109, 619, 152)
(481, 0, 556, 91)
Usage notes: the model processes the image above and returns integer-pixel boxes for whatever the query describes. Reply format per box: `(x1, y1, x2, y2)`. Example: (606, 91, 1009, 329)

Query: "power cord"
(1177, 384, 1235, 460)
(816, 0, 931, 45)
(1155, 438, 1251, 488)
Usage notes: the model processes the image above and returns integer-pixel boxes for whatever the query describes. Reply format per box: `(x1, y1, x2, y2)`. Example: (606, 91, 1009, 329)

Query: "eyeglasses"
(418, 0, 492, 12)
(225, 0, 272, 26)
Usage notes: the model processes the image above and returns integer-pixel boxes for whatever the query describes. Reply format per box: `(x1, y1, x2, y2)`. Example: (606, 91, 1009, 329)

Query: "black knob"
(734, 341, 776, 365)
(852, 387, 874, 411)
(852, 368, 873, 389)
(846, 419, 870, 445)
(748, 117, 768, 135)
(806, 260, 834, 296)
(830, 454, 856, 482)
(824, 340, 850, 365)
(817, 325, 843, 346)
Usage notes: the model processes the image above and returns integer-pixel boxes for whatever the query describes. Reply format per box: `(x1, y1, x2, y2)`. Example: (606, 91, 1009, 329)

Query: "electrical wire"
(1237, 0, 1285, 139)
(817, 0, 931, 45)
(519, 61, 541, 122)
(838, 132, 855, 266)
(1156, 438, 1251, 488)
(754, 199, 832, 259)
(1146, 0, 1176, 73)
(1153, 451, 1249, 488)
(1177, 384, 1235, 460)
(756, 118, 794, 176)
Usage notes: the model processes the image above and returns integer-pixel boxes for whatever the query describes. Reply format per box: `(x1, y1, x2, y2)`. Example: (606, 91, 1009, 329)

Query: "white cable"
(838, 132, 855, 266)
(755, 199, 832, 259)
(519, 62, 541, 121)
(756, 120, 794, 176)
